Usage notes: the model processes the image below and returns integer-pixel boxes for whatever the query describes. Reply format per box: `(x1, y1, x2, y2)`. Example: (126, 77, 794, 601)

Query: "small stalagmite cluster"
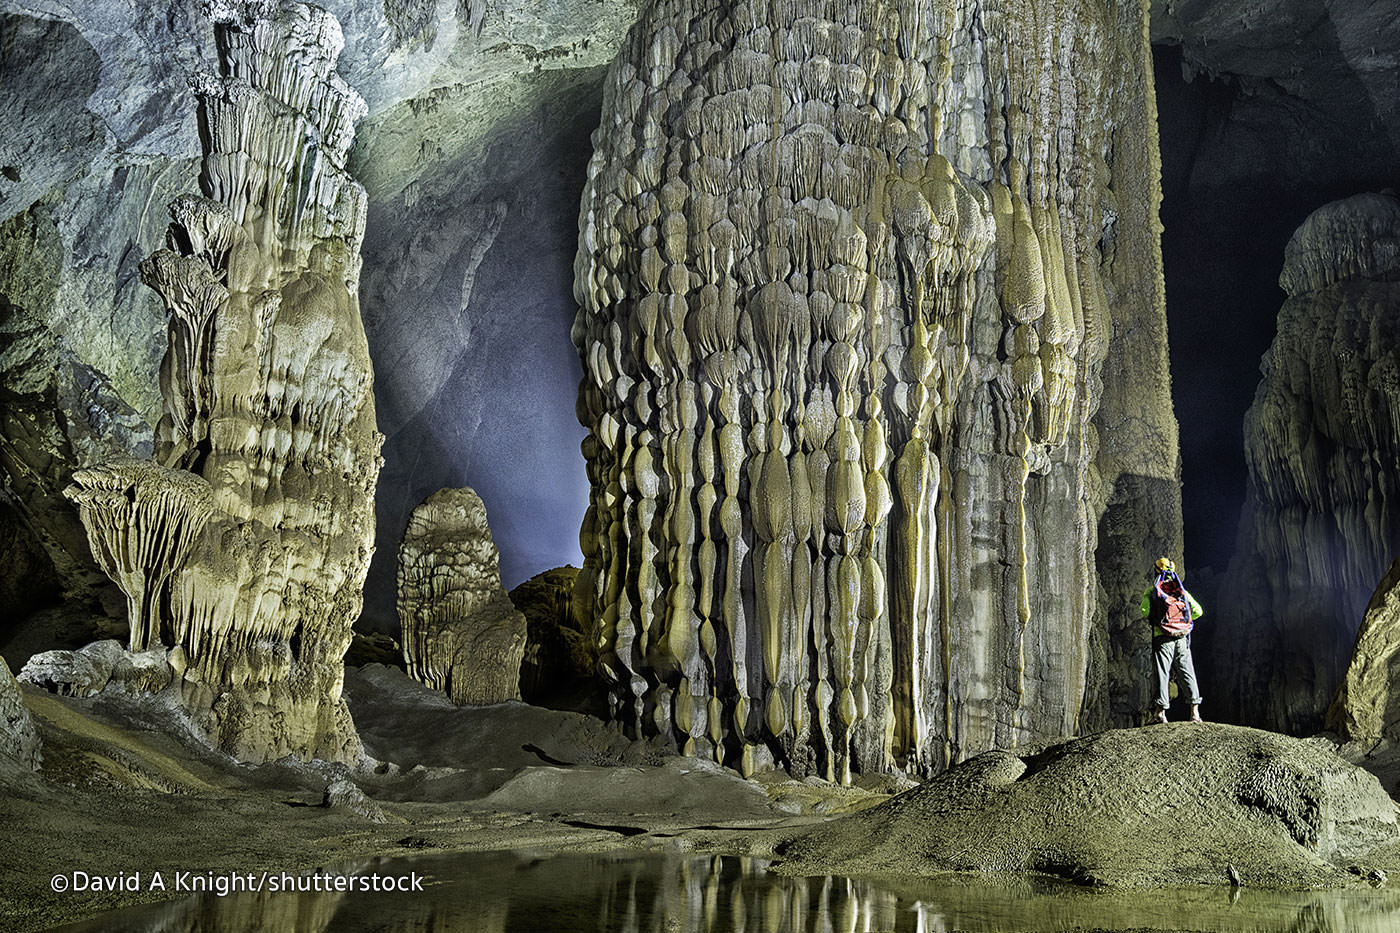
(1220, 191, 1400, 734)
(573, 0, 1176, 779)
(63, 0, 382, 763)
(398, 488, 527, 705)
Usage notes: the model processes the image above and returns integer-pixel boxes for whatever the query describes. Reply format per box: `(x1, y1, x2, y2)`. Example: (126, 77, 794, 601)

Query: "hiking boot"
(1190, 705, 1203, 723)
(1153, 708, 1168, 724)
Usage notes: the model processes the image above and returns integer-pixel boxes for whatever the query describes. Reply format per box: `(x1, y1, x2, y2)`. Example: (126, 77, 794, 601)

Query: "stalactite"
(65, 0, 381, 764)
(573, 0, 1166, 779)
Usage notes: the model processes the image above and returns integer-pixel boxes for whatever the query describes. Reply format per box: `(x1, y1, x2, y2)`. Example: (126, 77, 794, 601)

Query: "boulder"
(19, 639, 173, 698)
(775, 724, 1399, 888)
(398, 487, 526, 705)
(510, 566, 599, 709)
(1330, 555, 1400, 744)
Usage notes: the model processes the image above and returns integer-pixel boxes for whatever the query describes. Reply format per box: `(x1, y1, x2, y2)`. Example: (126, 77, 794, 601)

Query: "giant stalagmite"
(1217, 191, 1400, 734)
(572, 0, 1179, 779)
(62, 0, 381, 763)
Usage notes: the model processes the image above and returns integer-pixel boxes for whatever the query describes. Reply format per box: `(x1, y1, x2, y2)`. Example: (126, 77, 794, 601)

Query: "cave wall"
(572, 0, 1180, 779)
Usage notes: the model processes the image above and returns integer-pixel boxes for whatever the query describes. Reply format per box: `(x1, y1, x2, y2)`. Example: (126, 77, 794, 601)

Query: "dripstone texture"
(1215, 192, 1400, 734)
(511, 566, 599, 708)
(572, 0, 1180, 779)
(62, 1, 382, 764)
(399, 488, 526, 705)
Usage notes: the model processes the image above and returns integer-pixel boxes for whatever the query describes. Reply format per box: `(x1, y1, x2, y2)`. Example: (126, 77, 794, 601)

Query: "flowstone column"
(65, 0, 382, 763)
(573, 0, 1174, 779)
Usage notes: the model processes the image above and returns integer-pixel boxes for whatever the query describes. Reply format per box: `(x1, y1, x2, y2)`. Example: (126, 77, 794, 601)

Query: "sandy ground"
(0, 665, 896, 932)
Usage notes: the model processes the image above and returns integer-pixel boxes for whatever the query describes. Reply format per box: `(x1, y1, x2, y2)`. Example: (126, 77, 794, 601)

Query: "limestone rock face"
(399, 488, 526, 705)
(572, 0, 1179, 779)
(777, 724, 1399, 888)
(511, 566, 599, 708)
(62, 1, 382, 764)
(0, 654, 42, 771)
(1215, 192, 1400, 734)
(1329, 556, 1400, 743)
(1, 0, 634, 649)
(1, 200, 155, 647)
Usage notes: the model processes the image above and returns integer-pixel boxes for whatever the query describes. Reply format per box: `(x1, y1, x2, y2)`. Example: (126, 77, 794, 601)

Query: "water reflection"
(47, 849, 1400, 932)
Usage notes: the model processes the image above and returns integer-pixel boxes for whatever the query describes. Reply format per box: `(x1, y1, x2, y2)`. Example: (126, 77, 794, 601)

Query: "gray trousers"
(1152, 633, 1202, 709)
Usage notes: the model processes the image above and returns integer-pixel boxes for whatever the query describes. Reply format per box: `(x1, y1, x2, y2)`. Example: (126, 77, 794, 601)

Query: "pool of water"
(46, 848, 1400, 932)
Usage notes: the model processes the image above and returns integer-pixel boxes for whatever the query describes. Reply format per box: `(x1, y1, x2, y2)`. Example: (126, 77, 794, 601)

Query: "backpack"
(1153, 572, 1193, 636)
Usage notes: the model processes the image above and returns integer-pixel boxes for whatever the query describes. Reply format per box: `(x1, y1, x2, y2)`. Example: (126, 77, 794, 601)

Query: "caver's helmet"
(1154, 556, 1175, 574)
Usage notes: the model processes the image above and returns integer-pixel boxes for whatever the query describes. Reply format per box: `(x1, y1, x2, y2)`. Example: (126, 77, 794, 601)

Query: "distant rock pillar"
(64, 1, 381, 763)
(1222, 192, 1400, 733)
(398, 488, 527, 705)
(572, 0, 1176, 778)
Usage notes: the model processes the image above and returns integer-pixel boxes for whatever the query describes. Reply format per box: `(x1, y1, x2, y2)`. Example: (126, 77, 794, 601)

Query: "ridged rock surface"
(573, 0, 1179, 779)
(0, 654, 42, 771)
(399, 488, 525, 705)
(61, 1, 382, 764)
(1215, 191, 1400, 734)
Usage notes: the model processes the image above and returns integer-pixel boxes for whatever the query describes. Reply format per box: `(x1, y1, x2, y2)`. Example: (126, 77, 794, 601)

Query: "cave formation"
(2, 0, 1400, 927)
(61, 1, 382, 764)
(571, 0, 1178, 780)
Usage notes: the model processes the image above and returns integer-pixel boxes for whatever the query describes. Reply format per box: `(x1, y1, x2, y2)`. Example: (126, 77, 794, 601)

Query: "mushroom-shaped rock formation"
(1216, 191, 1400, 734)
(572, 0, 1180, 779)
(399, 488, 526, 705)
(1, 654, 42, 772)
(61, 0, 382, 764)
(775, 724, 1400, 888)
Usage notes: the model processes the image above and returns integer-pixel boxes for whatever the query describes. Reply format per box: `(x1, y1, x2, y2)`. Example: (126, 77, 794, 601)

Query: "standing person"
(1139, 557, 1205, 723)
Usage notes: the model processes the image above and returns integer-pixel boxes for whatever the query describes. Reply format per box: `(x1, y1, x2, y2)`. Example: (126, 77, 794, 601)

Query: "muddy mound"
(776, 724, 1400, 887)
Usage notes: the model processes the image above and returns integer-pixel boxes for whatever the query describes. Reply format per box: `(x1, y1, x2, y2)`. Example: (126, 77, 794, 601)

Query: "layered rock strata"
(572, 0, 1178, 779)
(399, 488, 526, 705)
(1216, 192, 1400, 733)
(1, 654, 42, 771)
(63, 1, 381, 763)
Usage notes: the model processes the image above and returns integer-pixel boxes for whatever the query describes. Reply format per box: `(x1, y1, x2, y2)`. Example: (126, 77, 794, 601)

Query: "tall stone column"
(65, 0, 382, 763)
(572, 0, 1178, 779)
(1219, 192, 1400, 734)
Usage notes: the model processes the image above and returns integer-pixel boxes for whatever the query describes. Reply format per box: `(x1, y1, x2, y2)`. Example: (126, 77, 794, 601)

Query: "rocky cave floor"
(0, 662, 898, 932)
(8, 662, 1400, 932)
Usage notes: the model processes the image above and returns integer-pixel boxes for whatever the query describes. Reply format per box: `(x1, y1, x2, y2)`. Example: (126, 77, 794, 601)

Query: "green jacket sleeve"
(1139, 589, 1151, 618)
(1186, 590, 1204, 619)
